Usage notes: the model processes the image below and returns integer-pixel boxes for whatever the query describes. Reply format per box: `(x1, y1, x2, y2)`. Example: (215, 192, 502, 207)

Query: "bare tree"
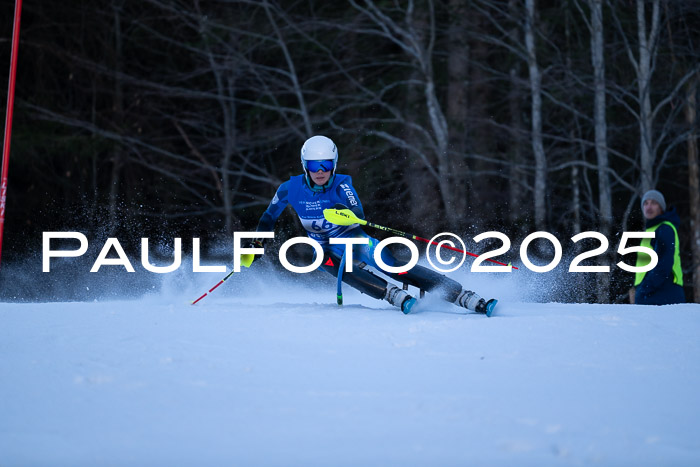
(446, 0, 471, 219)
(471, 0, 551, 232)
(608, 1, 699, 234)
(635, 0, 661, 193)
(506, 0, 526, 228)
(611, 0, 661, 193)
(589, 0, 612, 302)
(347, 0, 463, 228)
(524, 0, 547, 231)
(108, 0, 126, 235)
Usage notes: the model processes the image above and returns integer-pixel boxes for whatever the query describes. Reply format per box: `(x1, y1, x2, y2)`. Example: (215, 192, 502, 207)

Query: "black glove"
(250, 238, 266, 249)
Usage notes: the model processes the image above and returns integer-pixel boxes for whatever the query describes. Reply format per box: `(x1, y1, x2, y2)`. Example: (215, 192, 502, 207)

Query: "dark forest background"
(1, 0, 699, 303)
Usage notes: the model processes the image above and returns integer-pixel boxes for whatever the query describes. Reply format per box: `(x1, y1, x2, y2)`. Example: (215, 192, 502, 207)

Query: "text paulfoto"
(41, 231, 658, 275)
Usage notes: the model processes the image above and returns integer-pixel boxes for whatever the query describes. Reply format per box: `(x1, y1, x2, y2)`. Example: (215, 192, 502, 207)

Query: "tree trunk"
(525, 0, 547, 231)
(466, 10, 493, 224)
(221, 71, 236, 237)
(406, 62, 440, 227)
(507, 0, 524, 228)
(424, 77, 454, 224)
(686, 75, 700, 303)
(591, 0, 611, 303)
(636, 0, 661, 192)
(507, 67, 525, 227)
(571, 165, 581, 236)
(411, 1, 458, 229)
(109, 2, 125, 236)
(446, 0, 470, 225)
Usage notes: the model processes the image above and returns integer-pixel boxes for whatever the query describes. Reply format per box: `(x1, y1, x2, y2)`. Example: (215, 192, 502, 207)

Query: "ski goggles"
(306, 159, 335, 172)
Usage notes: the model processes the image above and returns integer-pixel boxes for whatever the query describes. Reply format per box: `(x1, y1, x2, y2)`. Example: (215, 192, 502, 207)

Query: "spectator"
(632, 190, 685, 305)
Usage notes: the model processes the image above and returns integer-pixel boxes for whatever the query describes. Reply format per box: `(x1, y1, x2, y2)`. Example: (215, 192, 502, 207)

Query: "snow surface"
(2, 266, 700, 466)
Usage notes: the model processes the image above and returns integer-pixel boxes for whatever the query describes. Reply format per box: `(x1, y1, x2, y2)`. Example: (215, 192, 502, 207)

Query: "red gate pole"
(0, 0, 24, 267)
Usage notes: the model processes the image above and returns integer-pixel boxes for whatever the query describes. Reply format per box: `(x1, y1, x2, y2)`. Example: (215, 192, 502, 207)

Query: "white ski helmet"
(300, 135, 338, 177)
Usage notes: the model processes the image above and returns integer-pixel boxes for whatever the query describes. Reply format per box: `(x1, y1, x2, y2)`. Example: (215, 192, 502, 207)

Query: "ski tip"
(485, 299, 498, 317)
(402, 297, 418, 314)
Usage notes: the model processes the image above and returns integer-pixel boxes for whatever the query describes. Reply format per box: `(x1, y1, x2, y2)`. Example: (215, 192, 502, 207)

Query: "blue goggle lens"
(306, 159, 334, 172)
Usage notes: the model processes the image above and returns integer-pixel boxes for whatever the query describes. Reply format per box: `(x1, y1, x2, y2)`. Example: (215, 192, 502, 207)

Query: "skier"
(249, 135, 496, 315)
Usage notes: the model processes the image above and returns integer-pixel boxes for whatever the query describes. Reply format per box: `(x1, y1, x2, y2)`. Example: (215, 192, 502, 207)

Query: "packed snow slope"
(1, 269, 700, 466)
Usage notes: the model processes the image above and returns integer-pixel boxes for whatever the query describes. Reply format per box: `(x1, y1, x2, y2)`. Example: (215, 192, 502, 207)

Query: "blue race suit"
(257, 174, 462, 301)
(257, 174, 365, 244)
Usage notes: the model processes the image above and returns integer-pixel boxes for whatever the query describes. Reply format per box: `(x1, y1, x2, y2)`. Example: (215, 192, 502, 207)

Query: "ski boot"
(455, 290, 498, 317)
(385, 285, 417, 314)
(476, 298, 498, 317)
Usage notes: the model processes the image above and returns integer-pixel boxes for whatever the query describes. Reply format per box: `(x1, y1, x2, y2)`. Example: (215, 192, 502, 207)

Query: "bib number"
(311, 219, 333, 232)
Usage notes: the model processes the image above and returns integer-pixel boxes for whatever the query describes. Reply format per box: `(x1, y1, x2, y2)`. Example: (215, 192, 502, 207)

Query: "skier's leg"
(374, 243, 494, 313)
(388, 263, 462, 301)
(319, 249, 416, 313)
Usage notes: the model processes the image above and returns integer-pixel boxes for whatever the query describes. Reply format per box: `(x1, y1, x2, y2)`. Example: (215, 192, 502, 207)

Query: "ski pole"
(323, 208, 517, 269)
(191, 253, 256, 305)
(0, 0, 23, 268)
(191, 269, 235, 305)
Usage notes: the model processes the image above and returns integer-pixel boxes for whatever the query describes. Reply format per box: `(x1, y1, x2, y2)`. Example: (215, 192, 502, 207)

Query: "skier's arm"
(244, 182, 290, 265)
(638, 224, 675, 295)
(256, 181, 290, 232)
